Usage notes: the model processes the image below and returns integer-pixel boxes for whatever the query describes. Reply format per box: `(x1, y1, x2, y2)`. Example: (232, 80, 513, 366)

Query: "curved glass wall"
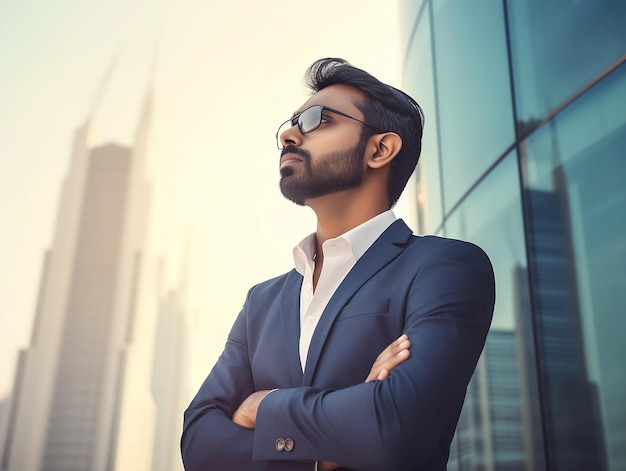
(445, 152, 546, 470)
(522, 63, 626, 471)
(403, 1, 442, 233)
(401, 0, 626, 469)
(430, 0, 514, 212)
(507, 0, 626, 130)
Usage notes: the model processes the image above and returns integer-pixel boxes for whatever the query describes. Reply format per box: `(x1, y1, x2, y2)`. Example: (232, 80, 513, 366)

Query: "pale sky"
(0, 0, 413, 397)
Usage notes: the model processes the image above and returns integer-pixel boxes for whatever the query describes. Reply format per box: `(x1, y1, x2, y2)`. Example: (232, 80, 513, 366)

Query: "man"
(181, 58, 495, 470)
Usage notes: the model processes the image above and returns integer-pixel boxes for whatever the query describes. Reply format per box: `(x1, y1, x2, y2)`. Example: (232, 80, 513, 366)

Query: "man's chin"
(279, 185, 306, 206)
(279, 177, 307, 205)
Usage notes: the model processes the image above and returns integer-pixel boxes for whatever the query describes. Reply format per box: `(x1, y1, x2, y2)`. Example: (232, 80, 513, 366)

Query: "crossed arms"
(181, 239, 495, 471)
(232, 335, 411, 471)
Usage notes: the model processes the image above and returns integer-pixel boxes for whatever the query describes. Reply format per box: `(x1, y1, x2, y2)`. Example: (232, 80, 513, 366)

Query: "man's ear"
(366, 132, 402, 169)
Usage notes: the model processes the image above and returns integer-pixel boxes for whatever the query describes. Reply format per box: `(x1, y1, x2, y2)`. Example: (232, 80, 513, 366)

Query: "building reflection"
(525, 184, 606, 470)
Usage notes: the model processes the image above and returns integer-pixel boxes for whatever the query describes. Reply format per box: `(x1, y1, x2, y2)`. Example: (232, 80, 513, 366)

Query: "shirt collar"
(293, 210, 396, 275)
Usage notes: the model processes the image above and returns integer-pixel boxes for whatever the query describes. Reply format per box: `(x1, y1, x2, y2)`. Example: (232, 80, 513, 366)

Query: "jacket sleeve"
(180, 288, 315, 471)
(253, 240, 495, 470)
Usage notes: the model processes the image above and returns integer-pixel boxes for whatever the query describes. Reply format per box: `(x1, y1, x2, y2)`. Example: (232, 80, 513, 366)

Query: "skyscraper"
(2, 85, 153, 470)
(150, 260, 191, 471)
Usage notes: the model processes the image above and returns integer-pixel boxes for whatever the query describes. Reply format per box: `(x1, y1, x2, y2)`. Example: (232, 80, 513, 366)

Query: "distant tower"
(2, 73, 154, 470)
(150, 259, 191, 471)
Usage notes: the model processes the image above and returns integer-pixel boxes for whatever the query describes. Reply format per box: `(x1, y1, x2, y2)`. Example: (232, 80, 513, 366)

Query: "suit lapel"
(279, 269, 304, 386)
(302, 219, 414, 385)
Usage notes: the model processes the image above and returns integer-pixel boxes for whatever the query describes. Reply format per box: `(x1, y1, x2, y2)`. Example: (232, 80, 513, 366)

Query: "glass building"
(400, 1, 626, 469)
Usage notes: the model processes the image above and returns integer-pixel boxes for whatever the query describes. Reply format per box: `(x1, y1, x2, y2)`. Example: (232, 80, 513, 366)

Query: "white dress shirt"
(292, 210, 396, 371)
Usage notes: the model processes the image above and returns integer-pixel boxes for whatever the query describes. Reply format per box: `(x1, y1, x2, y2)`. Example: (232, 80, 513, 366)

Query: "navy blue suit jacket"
(182, 220, 495, 470)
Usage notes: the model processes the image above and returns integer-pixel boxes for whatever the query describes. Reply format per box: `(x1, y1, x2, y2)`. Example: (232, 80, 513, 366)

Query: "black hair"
(304, 57, 424, 207)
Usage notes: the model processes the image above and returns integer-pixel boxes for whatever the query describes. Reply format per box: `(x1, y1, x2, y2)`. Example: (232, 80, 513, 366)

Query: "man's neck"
(304, 175, 391, 257)
(312, 205, 388, 256)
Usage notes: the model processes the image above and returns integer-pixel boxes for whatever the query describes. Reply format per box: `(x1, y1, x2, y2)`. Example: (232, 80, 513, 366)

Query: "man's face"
(278, 84, 369, 206)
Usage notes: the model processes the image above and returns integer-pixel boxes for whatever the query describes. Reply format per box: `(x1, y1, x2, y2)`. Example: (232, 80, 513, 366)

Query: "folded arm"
(231, 335, 412, 471)
(232, 333, 411, 429)
(183, 312, 413, 470)
(252, 241, 495, 470)
(182, 241, 494, 471)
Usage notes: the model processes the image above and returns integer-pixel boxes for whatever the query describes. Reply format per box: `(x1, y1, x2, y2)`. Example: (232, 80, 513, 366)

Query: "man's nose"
(280, 124, 303, 149)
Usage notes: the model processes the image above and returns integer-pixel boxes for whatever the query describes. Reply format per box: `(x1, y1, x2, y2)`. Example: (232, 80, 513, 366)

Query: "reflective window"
(445, 154, 546, 470)
(507, 0, 626, 128)
(522, 63, 626, 470)
(431, 0, 515, 211)
(403, 1, 443, 233)
(398, 0, 426, 47)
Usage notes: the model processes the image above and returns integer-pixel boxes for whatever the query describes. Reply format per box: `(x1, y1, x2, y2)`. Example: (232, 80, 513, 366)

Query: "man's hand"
(232, 390, 272, 429)
(365, 334, 411, 382)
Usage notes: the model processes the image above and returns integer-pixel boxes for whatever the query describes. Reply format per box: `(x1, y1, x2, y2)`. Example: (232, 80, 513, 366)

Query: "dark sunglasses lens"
(299, 106, 322, 134)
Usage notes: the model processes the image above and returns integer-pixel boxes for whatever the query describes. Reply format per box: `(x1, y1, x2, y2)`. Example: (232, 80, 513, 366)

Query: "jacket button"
(275, 438, 285, 451)
(284, 437, 294, 452)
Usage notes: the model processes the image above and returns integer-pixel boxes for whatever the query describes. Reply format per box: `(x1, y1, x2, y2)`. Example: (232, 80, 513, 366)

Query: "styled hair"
(304, 57, 424, 207)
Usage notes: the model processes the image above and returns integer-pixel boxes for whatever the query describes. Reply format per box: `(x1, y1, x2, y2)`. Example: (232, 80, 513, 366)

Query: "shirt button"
(305, 316, 315, 324)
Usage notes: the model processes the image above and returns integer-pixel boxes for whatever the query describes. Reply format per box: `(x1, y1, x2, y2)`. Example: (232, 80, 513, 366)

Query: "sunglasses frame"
(276, 104, 384, 150)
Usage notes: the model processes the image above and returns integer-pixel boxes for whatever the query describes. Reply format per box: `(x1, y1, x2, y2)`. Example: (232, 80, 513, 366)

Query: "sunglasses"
(275, 104, 383, 150)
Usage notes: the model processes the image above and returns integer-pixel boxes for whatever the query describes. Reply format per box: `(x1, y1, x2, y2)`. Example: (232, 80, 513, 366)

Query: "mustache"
(280, 145, 310, 161)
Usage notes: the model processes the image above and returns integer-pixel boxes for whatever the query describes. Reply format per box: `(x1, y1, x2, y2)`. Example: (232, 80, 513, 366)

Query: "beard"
(279, 137, 368, 206)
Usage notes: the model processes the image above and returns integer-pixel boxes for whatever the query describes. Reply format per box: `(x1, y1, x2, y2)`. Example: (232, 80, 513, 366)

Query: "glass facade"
(401, 1, 626, 469)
